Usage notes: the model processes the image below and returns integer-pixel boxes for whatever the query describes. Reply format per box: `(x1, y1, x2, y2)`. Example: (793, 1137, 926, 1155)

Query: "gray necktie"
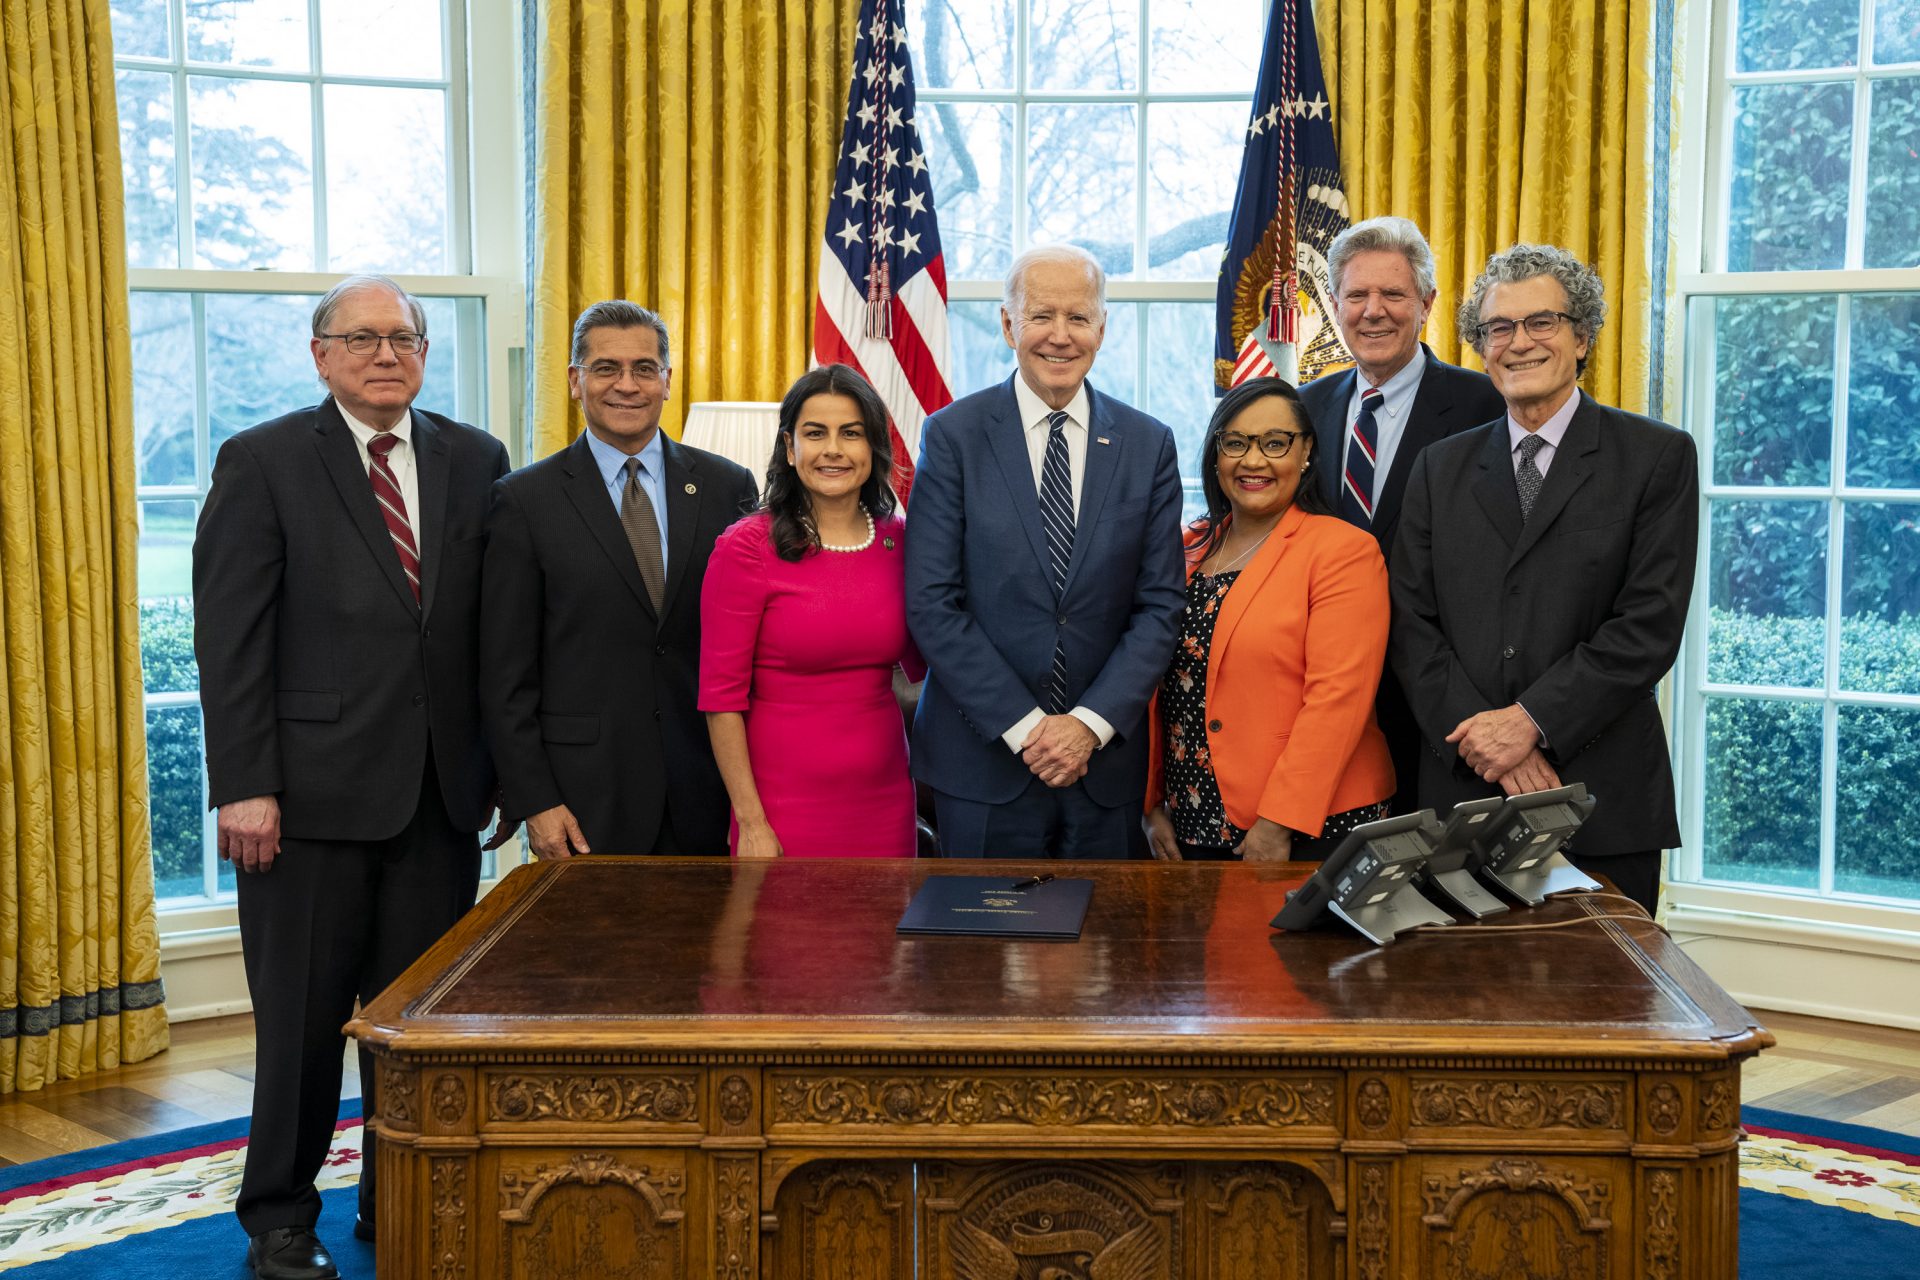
(620, 457, 666, 610)
(1516, 433, 1547, 523)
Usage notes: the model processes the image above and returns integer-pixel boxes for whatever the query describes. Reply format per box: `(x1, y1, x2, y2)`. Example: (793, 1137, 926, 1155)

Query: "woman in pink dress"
(699, 364, 924, 857)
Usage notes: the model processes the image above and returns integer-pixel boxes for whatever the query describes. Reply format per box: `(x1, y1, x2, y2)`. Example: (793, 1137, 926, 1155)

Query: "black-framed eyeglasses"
(1217, 431, 1302, 459)
(1472, 311, 1575, 346)
(320, 330, 425, 356)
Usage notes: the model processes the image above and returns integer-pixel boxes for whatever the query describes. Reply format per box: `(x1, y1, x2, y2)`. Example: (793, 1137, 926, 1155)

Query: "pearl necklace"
(818, 505, 876, 553)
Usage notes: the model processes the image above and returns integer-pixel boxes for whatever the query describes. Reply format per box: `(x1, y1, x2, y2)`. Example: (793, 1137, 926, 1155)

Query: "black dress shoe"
(353, 1213, 375, 1242)
(247, 1226, 340, 1280)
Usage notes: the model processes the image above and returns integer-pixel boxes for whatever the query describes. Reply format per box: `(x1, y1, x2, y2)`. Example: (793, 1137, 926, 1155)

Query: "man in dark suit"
(194, 275, 512, 1280)
(481, 301, 755, 858)
(1389, 244, 1699, 914)
(906, 245, 1185, 857)
(1301, 215, 1507, 814)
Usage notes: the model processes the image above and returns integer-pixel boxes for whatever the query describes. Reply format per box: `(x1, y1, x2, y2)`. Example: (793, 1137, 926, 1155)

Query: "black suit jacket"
(1301, 346, 1506, 811)
(1299, 345, 1507, 563)
(480, 431, 756, 853)
(193, 398, 510, 840)
(1388, 392, 1699, 856)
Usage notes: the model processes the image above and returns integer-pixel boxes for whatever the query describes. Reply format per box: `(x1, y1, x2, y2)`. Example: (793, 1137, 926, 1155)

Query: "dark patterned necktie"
(1339, 387, 1384, 527)
(1516, 433, 1548, 523)
(366, 433, 419, 602)
(1039, 410, 1074, 714)
(620, 457, 667, 610)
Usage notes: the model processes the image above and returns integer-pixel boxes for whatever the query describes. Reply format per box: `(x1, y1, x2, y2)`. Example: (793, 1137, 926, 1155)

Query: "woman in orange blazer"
(1145, 377, 1395, 862)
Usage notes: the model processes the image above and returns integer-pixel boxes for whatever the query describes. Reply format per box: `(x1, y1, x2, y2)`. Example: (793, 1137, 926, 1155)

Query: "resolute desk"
(348, 857, 1770, 1279)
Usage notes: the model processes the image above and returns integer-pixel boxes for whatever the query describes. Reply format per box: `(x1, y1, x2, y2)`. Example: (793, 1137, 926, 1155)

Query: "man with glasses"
(1301, 216, 1507, 813)
(194, 274, 513, 1279)
(1388, 244, 1699, 914)
(481, 300, 755, 860)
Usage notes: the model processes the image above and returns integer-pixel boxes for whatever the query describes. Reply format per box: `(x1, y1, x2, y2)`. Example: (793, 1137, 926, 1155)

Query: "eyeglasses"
(575, 360, 667, 383)
(319, 330, 425, 356)
(1217, 431, 1302, 459)
(1472, 311, 1575, 347)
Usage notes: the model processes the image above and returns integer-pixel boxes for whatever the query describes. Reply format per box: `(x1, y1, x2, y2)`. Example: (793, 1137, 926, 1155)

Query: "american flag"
(813, 0, 952, 503)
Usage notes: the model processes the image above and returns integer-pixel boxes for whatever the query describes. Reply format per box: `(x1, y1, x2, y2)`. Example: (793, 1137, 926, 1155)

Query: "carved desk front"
(348, 857, 1771, 1280)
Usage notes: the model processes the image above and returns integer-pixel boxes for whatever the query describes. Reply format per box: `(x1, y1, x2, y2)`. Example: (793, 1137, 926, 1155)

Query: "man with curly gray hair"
(1387, 243, 1699, 914)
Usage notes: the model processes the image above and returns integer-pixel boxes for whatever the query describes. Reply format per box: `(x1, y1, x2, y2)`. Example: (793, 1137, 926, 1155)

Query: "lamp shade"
(681, 401, 782, 496)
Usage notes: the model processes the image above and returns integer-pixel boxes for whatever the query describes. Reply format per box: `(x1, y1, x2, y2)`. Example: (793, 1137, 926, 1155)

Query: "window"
(909, 0, 1271, 514)
(113, 0, 522, 906)
(1673, 0, 1920, 910)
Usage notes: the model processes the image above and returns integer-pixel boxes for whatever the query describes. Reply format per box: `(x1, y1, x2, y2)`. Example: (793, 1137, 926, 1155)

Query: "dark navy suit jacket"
(905, 375, 1185, 809)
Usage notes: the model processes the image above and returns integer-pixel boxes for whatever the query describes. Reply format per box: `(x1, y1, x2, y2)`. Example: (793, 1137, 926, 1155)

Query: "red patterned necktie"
(366, 432, 420, 601)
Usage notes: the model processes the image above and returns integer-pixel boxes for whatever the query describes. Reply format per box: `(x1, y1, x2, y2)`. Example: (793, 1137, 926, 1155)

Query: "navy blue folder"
(895, 876, 1094, 941)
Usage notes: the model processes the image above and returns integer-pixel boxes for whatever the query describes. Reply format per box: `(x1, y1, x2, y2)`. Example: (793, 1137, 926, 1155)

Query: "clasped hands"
(1020, 713, 1097, 788)
(1446, 704, 1562, 796)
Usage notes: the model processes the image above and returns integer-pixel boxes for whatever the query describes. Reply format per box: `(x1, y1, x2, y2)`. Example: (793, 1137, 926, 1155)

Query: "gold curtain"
(1315, 0, 1659, 413)
(0, 0, 168, 1094)
(529, 0, 863, 456)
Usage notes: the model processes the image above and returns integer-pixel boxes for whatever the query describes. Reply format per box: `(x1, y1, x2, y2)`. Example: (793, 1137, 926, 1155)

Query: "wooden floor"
(0, 1008, 1915, 1167)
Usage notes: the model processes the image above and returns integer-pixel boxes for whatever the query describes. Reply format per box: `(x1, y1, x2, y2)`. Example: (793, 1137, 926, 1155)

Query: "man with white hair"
(1301, 215, 1506, 813)
(906, 244, 1185, 857)
(195, 275, 513, 1278)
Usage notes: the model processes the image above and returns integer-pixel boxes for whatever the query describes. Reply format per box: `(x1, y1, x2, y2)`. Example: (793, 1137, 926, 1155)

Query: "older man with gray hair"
(195, 274, 513, 1278)
(1301, 215, 1507, 813)
(906, 244, 1185, 857)
(1387, 244, 1699, 914)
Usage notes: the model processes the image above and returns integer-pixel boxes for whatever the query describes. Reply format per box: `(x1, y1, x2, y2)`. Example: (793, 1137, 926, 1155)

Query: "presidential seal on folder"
(895, 875, 1093, 941)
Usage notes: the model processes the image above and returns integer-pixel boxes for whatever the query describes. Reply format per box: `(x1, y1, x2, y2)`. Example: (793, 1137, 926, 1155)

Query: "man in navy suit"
(906, 244, 1185, 857)
(1300, 216, 1507, 814)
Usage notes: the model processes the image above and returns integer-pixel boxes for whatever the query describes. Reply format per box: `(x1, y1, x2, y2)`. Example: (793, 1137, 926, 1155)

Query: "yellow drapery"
(0, 0, 167, 1093)
(529, 0, 862, 457)
(1315, 0, 1659, 413)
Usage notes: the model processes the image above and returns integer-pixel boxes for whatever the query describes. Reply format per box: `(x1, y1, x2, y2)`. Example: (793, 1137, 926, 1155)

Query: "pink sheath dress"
(698, 511, 925, 857)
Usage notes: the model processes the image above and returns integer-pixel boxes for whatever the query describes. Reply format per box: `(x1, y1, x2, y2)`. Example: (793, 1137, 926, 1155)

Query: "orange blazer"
(1146, 506, 1395, 837)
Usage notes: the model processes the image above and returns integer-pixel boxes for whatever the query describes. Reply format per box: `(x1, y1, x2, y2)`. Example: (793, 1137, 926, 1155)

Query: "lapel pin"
(883, 537, 896, 550)
(684, 482, 697, 494)
(1096, 436, 1111, 445)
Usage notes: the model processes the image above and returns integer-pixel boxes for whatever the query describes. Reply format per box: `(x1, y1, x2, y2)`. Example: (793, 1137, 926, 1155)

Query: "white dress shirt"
(1342, 350, 1427, 507)
(340, 406, 421, 550)
(1001, 375, 1116, 754)
(1506, 390, 1579, 479)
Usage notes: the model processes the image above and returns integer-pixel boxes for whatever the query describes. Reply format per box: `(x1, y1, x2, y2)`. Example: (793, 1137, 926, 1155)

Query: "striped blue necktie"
(1039, 410, 1074, 714)
(1339, 386, 1384, 527)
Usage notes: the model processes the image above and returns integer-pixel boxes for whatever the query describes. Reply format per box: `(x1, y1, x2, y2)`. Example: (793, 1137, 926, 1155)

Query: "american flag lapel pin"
(1097, 436, 1111, 445)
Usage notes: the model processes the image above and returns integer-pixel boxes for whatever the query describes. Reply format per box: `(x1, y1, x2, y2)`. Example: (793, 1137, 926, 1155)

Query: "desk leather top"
(349, 858, 1769, 1061)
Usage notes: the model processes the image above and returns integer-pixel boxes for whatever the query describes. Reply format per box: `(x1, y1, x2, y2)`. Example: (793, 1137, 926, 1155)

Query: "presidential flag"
(1214, 0, 1352, 390)
(813, 0, 953, 502)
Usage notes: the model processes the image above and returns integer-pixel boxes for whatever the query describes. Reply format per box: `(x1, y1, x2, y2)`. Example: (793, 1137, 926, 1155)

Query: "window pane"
(146, 704, 207, 901)
(1028, 104, 1137, 279)
(1840, 501, 1920, 695)
(1734, 0, 1859, 71)
(1091, 301, 1138, 406)
(948, 298, 1015, 397)
(1864, 77, 1920, 268)
(1030, 0, 1138, 91)
(1704, 294, 1834, 486)
(110, 0, 171, 58)
(923, 101, 1014, 281)
(1874, 0, 1920, 63)
(189, 76, 315, 270)
(323, 85, 449, 273)
(205, 293, 323, 450)
(1149, 0, 1264, 93)
(186, 0, 310, 71)
(906, 0, 1014, 91)
(117, 69, 179, 269)
(414, 295, 476, 418)
(1845, 294, 1920, 488)
(1145, 101, 1243, 281)
(139, 503, 200, 696)
(320, 0, 445, 79)
(1700, 696, 1823, 890)
(1707, 500, 1827, 688)
(1726, 82, 1852, 272)
(1835, 704, 1920, 899)
(131, 291, 196, 488)
(1143, 302, 1215, 475)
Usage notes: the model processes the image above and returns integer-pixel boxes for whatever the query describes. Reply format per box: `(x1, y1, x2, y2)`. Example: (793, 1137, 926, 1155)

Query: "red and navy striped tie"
(367, 433, 420, 602)
(1339, 387, 1384, 527)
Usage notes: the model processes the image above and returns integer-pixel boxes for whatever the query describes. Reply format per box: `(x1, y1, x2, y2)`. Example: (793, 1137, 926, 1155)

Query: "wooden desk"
(348, 858, 1770, 1279)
